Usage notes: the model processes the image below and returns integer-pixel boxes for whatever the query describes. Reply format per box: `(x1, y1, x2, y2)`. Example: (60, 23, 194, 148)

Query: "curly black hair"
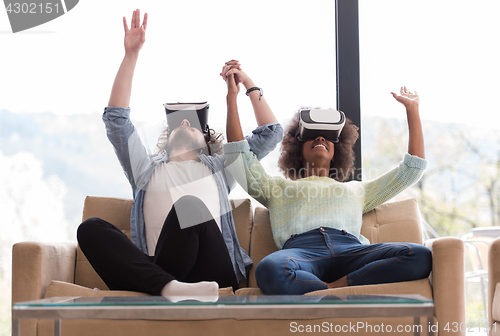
(278, 111, 359, 181)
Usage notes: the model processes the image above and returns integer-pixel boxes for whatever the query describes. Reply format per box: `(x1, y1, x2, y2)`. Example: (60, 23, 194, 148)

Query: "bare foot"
(327, 276, 348, 289)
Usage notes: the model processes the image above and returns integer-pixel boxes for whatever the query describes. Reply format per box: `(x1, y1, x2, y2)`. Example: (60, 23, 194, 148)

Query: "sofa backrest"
(76, 196, 134, 290)
(247, 198, 423, 287)
(76, 196, 422, 290)
(75, 196, 253, 290)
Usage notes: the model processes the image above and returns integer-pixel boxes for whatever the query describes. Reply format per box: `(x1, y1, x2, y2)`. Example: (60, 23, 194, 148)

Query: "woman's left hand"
(391, 86, 419, 110)
(226, 73, 240, 95)
(392, 86, 425, 158)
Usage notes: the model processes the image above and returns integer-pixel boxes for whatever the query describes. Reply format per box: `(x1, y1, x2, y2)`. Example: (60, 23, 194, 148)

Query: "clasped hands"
(220, 60, 252, 96)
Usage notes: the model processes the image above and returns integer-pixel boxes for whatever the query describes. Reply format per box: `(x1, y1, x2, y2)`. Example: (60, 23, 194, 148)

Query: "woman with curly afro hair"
(223, 64, 431, 295)
(278, 110, 359, 182)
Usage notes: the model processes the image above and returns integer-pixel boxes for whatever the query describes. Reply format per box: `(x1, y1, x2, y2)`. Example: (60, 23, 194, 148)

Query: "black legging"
(77, 195, 239, 295)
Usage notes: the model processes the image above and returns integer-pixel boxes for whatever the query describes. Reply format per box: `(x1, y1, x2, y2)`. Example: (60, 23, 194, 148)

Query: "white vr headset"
(295, 109, 346, 143)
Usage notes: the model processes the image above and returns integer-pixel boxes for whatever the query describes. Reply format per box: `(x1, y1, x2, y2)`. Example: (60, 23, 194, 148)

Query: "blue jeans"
(255, 227, 432, 295)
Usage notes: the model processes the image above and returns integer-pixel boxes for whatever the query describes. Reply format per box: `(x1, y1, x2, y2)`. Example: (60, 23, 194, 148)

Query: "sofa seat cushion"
(234, 287, 264, 296)
(44, 281, 234, 298)
(306, 278, 433, 299)
(234, 279, 432, 299)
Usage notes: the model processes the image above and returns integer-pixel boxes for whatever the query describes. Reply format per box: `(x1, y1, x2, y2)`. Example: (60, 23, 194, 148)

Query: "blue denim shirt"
(102, 106, 283, 281)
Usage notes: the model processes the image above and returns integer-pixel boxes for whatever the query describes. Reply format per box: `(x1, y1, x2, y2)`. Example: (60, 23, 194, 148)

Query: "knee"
(255, 257, 279, 279)
(174, 195, 205, 211)
(255, 256, 287, 295)
(172, 196, 213, 229)
(77, 217, 104, 244)
(410, 244, 433, 278)
(174, 196, 210, 216)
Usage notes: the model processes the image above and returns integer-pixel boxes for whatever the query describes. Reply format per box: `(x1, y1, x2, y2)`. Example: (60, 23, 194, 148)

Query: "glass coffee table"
(12, 294, 435, 336)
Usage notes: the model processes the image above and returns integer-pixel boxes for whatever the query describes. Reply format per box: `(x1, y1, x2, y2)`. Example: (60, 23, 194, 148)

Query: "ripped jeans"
(255, 227, 432, 295)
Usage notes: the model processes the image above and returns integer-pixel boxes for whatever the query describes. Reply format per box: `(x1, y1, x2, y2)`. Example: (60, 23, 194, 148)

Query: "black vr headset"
(295, 109, 346, 143)
(164, 102, 209, 134)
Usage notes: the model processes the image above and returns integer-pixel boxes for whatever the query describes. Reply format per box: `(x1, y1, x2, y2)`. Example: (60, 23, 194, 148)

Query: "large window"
(359, 0, 500, 235)
(359, 2, 500, 326)
(0, 3, 338, 323)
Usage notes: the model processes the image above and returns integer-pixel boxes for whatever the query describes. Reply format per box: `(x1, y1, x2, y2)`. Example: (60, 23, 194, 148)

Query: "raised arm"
(391, 86, 425, 159)
(108, 9, 148, 107)
(221, 60, 283, 160)
(221, 60, 278, 126)
(103, 10, 151, 196)
(225, 72, 244, 142)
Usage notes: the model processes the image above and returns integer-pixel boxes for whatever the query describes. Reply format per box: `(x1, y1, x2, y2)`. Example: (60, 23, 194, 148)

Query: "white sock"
(161, 280, 219, 302)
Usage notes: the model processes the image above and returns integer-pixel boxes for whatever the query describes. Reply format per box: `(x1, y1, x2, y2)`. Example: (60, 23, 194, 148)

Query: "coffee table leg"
(412, 317, 420, 336)
(54, 319, 61, 336)
(427, 316, 435, 336)
(12, 318, 20, 336)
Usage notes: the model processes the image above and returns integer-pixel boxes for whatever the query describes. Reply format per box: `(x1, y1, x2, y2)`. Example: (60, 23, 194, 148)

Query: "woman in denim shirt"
(77, 10, 283, 299)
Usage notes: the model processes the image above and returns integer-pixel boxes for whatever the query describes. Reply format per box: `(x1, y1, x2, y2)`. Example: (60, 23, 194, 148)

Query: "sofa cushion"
(230, 199, 253, 256)
(235, 279, 432, 299)
(45, 280, 149, 298)
(230, 199, 253, 288)
(360, 199, 423, 245)
(305, 278, 433, 299)
(248, 206, 278, 288)
(75, 196, 134, 290)
(234, 287, 264, 296)
(44, 281, 235, 298)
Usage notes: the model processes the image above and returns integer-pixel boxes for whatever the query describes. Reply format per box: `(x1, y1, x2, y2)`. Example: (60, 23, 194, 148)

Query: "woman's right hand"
(123, 9, 148, 55)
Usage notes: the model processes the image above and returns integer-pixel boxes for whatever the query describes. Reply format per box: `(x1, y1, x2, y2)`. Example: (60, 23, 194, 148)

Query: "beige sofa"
(12, 196, 465, 335)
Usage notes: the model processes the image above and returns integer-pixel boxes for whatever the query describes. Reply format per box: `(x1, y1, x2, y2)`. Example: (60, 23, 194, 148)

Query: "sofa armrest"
(424, 237, 465, 335)
(489, 237, 500, 325)
(12, 241, 77, 303)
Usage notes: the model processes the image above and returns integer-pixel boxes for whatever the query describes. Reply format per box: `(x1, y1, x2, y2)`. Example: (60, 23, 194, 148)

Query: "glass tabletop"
(14, 294, 433, 308)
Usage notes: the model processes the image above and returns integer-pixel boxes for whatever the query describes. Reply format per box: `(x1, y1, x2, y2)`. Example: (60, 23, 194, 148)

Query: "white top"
(143, 160, 221, 255)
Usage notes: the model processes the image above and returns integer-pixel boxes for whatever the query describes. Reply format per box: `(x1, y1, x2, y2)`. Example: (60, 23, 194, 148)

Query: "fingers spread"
(143, 12, 148, 31)
(123, 16, 128, 32)
(135, 9, 141, 29)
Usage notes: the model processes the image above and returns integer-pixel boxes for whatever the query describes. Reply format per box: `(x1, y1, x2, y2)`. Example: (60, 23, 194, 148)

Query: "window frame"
(335, 0, 361, 181)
